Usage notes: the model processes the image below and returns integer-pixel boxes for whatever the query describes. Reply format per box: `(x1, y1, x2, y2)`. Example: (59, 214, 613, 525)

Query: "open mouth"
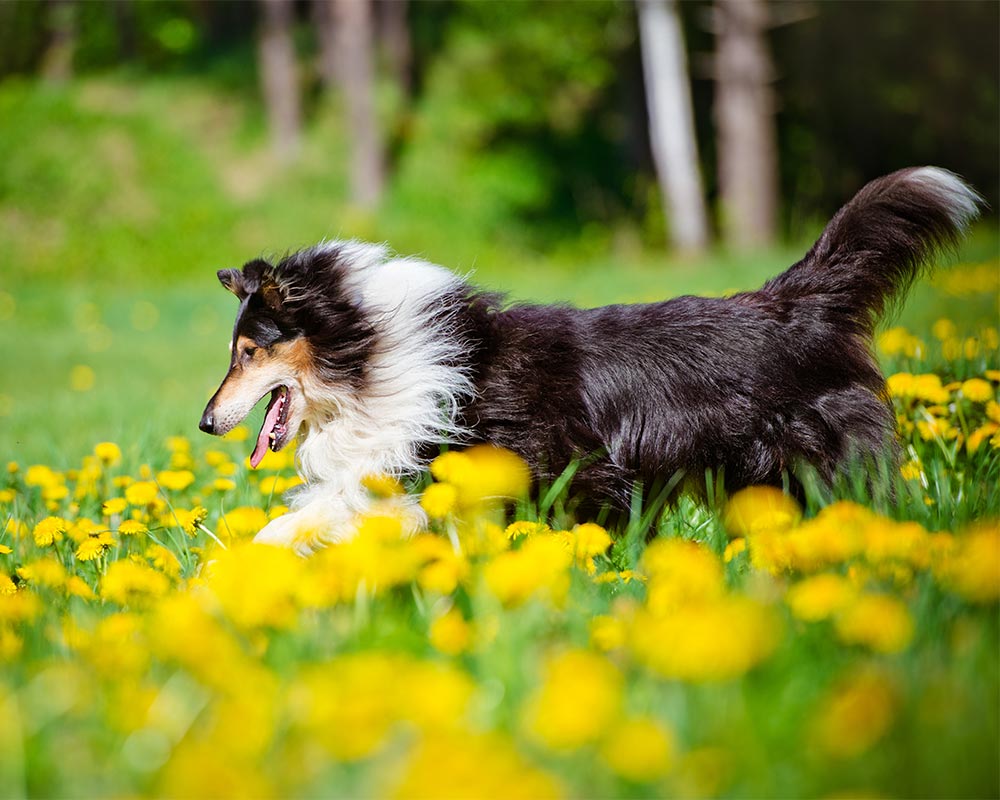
(250, 386, 291, 468)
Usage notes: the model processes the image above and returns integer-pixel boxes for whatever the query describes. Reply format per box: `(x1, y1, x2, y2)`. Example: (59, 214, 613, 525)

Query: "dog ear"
(217, 268, 247, 299)
(259, 273, 287, 313)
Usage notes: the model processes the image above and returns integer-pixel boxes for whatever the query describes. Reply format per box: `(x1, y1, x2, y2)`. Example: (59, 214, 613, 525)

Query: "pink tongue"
(250, 392, 283, 468)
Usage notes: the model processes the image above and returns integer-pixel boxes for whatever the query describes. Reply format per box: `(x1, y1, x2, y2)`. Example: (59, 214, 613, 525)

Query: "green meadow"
(1, 77, 998, 799)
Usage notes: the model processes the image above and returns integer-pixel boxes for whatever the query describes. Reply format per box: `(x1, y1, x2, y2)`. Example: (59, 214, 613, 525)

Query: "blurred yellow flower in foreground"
(723, 486, 801, 538)
(630, 597, 780, 681)
(429, 607, 472, 655)
(430, 445, 530, 507)
(523, 649, 622, 751)
(936, 523, 1000, 603)
(483, 535, 571, 607)
(812, 670, 898, 759)
(600, 716, 676, 783)
(835, 595, 913, 654)
(786, 574, 857, 621)
(393, 731, 562, 800)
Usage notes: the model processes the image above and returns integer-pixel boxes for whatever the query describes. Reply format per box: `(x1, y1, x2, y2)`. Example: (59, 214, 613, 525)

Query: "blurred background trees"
(0, 0, 995, 274)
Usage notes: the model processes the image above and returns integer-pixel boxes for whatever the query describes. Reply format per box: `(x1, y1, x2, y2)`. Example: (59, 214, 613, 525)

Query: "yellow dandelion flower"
(17, 557, 67, 588)
(156, 470, 195, 491)
(0, 573, 17, 595)
(223, 424, 250, 442)
(961, 378, 993, 403)
(117, 519, 148, 536)
(600, 716, 676, 782)
(32, 516, 69, 547)
(936, 524, 1000, 603)
(420, 482, 459, 518)
(723, 537, 747, 563)
(65, 576, 95, 600)
(0, 489, 14, 505)
(25, 464, 61, 488)
(0, 544, 11, 555)
(205, 543, 305, 629)
(220, 506, 270, 539)
(392, 732, 562, 800)
(430, 445, 530, 506)
(965, 422, 1000, 455)
(571, 522, 612, 559)
(100, 560, 170, 605)
(75, 537, 106, 561)
(170, 506, 208, 537)
(146, 544, 182, 578)
(812, 670, 898, 759)
(523, 649, 623, 751)
(429, 608, 472, 655)
(642, 538, 724, 612)
(630, 597, 781, 681)
(0, 629, 23, 660)
(102, 497, 128, 516)
(931, 318, 957, 341)
(6, 461, 17, 475)
(204, 449, 229, 467)
(504, 520, 551, 540)
(723, 486, 801, 537)
(93, 442, 122, 465)
(212, 478, 236, 492)
(125, 480, 159, 506)
(877, 327, 921, 357)
(899, 459, 923, 480)
(362, 473, 405, 497)
(165, 435, 191, 452)
(483, 535, 572, 606)
(786, 574, 857, 622)
(590, 614, 627, 652)
(835, 595, 913, 653)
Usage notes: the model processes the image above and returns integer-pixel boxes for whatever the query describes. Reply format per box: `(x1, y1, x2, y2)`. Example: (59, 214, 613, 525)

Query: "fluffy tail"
(765, 167, 983, 333)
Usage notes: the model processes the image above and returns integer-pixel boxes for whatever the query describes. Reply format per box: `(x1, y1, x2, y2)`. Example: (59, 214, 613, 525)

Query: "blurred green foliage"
(0, 0, 996, 269)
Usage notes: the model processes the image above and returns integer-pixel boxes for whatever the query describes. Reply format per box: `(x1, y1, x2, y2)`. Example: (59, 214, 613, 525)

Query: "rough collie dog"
(199, 167, 980, 552)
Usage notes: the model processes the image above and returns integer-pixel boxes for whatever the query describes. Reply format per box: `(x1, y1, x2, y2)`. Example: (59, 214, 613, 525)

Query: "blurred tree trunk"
(714, 0, 777, 249)
(41, 0, 75, 83)
(257, 0, 301, 162)
(321, 0, 384, 208)
(377, 0, 412, 96)
(313, 0, 337, 89)
(637, 0, 710, 254)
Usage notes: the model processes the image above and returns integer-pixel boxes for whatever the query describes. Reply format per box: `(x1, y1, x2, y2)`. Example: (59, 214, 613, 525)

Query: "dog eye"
(243, 346, 257, 358)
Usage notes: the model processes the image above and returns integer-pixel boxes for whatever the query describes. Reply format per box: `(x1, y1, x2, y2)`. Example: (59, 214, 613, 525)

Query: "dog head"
(199, 244, 378, 467)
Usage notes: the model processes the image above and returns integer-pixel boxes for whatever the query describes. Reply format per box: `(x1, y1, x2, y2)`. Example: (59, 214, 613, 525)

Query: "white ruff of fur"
(255, 241, 474, 552)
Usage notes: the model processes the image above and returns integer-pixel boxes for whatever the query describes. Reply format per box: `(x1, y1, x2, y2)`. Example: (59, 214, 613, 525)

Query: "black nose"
(199, 409, 216, 435)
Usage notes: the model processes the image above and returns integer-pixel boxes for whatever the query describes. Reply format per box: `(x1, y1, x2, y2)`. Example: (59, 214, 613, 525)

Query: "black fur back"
(454, 168, 982, 506)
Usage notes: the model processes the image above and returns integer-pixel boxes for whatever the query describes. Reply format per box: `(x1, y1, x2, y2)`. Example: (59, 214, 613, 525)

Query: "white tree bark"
(331, 0, 385, 209)
(258, 0, 302, 162)
(714, 0, 778, 249)
(637, 0, 710, 254)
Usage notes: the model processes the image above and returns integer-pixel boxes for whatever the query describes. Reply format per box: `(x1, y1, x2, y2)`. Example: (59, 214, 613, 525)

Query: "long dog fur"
(200, 167, 981, 551)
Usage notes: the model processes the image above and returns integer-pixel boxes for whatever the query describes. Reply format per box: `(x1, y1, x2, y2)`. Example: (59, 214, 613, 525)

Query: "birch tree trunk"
(637, 0, 710, 254)
(331, 0, 385, 208)
(257, 0, 302, 162)
(714, 0, 778, 249)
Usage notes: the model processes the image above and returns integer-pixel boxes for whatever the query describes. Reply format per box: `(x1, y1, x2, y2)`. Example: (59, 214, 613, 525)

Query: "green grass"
(1, 75, 999, 800)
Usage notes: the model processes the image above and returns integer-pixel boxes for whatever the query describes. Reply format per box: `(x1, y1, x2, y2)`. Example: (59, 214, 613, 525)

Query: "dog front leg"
(252, 499, 357, 555)
(252, 491, 426, 556)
